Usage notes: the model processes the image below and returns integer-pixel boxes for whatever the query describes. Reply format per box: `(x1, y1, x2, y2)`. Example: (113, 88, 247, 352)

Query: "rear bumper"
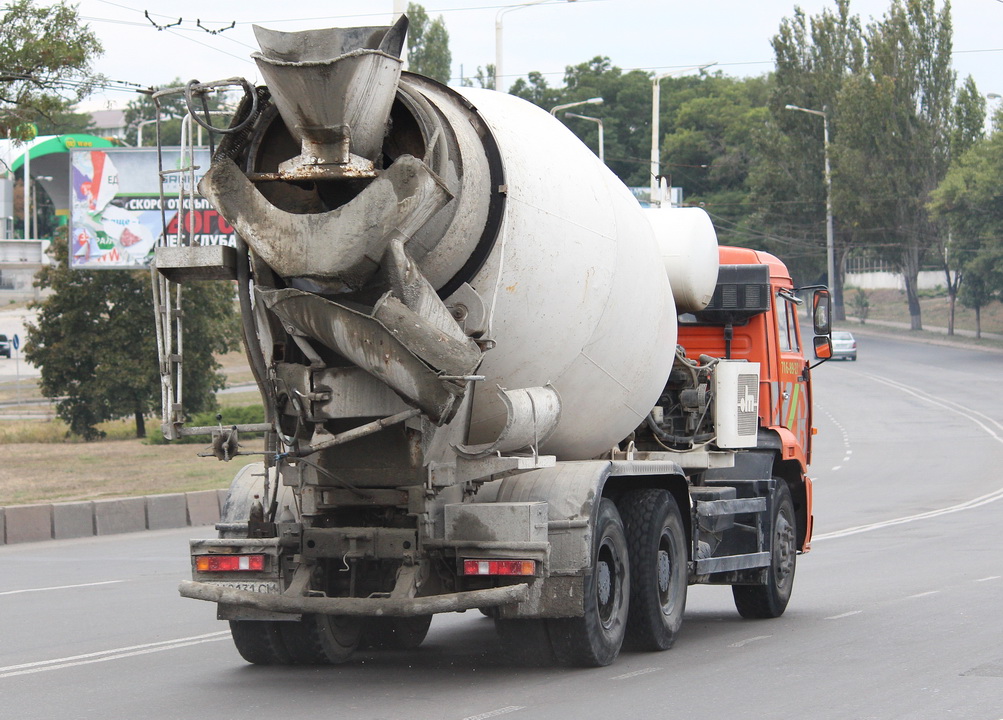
(178, 579, 529, 617)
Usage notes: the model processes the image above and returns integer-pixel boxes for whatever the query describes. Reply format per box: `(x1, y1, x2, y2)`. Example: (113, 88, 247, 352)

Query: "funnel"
(252, 16, 408, 179)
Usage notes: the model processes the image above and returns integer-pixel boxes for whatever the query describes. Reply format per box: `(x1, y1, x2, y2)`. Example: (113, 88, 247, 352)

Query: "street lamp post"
(137, 115, 180, 147)
(650, 72, 672, 207)
(564, 112, 604, 163)
(651, 64, 715, 207)
(987, 93, 1001, 134)
(550, 97, 602, 116)
(785, 103, 835, 298)
(495, 0, 577, 92)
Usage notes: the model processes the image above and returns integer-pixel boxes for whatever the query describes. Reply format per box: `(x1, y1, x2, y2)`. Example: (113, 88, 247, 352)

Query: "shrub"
(146, 404, 266, 444)
(851, 288, 870, 324)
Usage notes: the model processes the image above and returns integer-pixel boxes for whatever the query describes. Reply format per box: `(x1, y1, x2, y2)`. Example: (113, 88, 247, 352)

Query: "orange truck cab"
(675, 246, 829, 555)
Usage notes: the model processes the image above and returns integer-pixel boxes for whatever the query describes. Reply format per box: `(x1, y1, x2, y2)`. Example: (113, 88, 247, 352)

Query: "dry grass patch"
(855, 289, 1003, 335)
(0, 437, 262, 506)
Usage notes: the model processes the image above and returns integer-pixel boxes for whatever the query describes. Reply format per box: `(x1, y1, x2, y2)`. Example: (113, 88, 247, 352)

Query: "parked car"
(0, 334, 9, 359)
(831, 330, 857, 361)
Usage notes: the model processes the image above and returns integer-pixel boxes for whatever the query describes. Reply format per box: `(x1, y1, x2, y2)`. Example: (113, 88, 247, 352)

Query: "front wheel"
(733, 479, 797, 619)
(620, 489, 687, 651)
(549, 498, 630, 667)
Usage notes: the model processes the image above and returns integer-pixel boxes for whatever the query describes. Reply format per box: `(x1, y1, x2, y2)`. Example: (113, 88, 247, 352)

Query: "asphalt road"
(1, 333, 1002, 720)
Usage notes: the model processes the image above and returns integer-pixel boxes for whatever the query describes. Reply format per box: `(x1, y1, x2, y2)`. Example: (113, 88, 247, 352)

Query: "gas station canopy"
(6, 134, 116, 173)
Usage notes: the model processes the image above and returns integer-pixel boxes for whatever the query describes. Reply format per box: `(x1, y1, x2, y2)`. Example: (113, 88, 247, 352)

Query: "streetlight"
(550, 97, 602, 116)
(987, 93, 1001, 135)
(137, 115, 177, 147)
(495, 0, 577, 92)
(785, 103, 835, 296)
(564, 112, 604, 163)
(651, 64, 715, 207)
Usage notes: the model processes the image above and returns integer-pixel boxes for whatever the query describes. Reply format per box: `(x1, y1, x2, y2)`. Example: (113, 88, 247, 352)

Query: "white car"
(831, 331, 857, 361)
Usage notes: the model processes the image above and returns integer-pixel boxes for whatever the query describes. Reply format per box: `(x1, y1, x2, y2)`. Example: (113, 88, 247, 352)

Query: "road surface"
(1, 333, 1001, 719)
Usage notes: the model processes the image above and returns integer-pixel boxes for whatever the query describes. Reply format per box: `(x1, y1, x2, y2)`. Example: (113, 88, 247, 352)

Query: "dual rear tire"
(519, 491, 688, 667)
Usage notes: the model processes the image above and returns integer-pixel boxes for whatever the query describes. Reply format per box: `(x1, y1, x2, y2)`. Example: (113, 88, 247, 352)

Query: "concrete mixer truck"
(153, 16, 834, 667)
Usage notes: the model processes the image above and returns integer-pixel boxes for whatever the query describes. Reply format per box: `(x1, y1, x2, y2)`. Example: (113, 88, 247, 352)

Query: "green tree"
(749, 0, 864, 312)
(0, 0, 104, 141)
(936, 74, 985, 333)
(957, 246, 1003, 339)
(123, 78, 231, 147)
(834, 0, 956, 331)
(29, 107, 96, 136)
(461, 65, 495, 90)
(406, 3, 452, 84)
(507, 57, 770, 245)
(24, 234, 240, 440)
(930, 116, 1003, 338)
(509, 70, 563, 109)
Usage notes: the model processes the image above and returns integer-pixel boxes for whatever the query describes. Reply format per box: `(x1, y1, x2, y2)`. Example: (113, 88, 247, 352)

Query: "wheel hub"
(597, 559, 612, 606)
(774, 513, 795, 585)
(657, 549, 671, 594)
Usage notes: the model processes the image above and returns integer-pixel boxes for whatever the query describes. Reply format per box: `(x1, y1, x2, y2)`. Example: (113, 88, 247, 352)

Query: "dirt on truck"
(152, 15, 833, 667)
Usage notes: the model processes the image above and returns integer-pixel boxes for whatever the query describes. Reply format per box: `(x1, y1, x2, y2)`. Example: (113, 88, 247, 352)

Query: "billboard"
(69, 147, 236, 269)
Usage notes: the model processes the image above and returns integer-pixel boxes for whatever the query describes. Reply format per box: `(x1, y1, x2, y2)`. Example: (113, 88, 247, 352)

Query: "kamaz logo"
(737, 383, 758, 414)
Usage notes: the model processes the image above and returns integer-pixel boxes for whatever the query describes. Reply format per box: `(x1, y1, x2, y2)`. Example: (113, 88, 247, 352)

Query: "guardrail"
(0, 489, 226, 545)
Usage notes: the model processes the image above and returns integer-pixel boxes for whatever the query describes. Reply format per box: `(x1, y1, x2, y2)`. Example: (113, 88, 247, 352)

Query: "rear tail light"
(462, 559, 536, 576)
(195, 554, 266, 572)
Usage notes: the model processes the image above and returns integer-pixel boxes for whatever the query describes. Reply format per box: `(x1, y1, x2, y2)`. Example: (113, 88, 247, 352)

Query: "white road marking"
(462, 707, 525, 720)
(0, 580, 124, 596)
(815, 486, 1003, 541)
(976, 576, 1001, 582)
(866, 374, 1003, 443)
(728, 635, 771, 648)
(816, 373, 1003, 541)
(610, 667, 662, 680)
(825, 610, 862, 620)
(0, 632, 230, 679)
(906, 591, 940, 600)
(831, 465, 842, 471)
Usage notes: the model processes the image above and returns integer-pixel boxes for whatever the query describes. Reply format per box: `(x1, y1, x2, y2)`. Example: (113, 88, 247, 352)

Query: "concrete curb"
(0, 490, 223, 545)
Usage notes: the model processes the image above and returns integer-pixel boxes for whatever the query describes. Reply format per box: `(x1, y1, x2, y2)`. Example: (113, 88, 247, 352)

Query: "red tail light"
(462, 559, 536, 576)
(195, 554, 266, 572)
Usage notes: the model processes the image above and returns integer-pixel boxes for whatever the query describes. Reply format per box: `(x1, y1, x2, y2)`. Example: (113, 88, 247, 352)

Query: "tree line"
(2, 0, 1000, 438)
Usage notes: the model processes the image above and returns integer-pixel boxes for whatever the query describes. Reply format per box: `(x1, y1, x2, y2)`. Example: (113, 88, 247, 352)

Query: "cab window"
(776, 294, 800, 353)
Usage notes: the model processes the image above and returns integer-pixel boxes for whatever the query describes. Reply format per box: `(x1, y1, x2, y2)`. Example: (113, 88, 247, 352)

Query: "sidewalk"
(840, 316, 1003, 354)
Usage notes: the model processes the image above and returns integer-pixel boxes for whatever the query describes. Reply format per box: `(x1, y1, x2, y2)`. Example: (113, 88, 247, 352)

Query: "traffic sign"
(12, 334, 19, 350)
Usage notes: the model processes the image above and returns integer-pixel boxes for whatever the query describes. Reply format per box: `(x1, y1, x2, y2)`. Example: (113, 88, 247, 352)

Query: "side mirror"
(813, 335, 833, 360)
(812, 289, 832, 336)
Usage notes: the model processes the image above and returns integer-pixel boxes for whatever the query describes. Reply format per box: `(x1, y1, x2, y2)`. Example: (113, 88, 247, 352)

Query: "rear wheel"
(495, 618, 555, 666)
(229, 620, 292, 665)
(733, 480, 797, 619)
(362, 615, 433, 651)
(549, 498, 630, 667)
(620, 489, 687, 651)
(279, 614, 362, 664)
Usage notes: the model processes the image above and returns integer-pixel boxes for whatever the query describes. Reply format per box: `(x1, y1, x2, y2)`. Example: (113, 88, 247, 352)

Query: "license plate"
(207, 580, 280, 594)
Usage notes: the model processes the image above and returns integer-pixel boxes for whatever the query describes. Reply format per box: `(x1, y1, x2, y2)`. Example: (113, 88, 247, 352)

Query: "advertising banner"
(69, 148, 236, 269)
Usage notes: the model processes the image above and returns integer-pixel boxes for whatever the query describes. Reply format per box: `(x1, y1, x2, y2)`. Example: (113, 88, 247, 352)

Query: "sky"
(69, 0, 1003, 113)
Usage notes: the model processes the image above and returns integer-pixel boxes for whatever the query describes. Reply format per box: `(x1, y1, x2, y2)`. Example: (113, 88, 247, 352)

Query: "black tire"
(229, 620, 293, 665)
(362, 615, 433, 651)
(495, 618, 556, 666)
(733, 480, 797, 619)
(619, 489, 687, 651)
(279, 614, 362, 664)
(548, 498, 630, 667)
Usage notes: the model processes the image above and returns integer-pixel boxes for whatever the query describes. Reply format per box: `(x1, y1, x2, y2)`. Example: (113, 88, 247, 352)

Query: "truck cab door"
(775, 292, 811, 463)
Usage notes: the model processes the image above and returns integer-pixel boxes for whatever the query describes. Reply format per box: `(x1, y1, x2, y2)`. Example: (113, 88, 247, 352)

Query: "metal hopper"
(251, 15, 408, 180)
